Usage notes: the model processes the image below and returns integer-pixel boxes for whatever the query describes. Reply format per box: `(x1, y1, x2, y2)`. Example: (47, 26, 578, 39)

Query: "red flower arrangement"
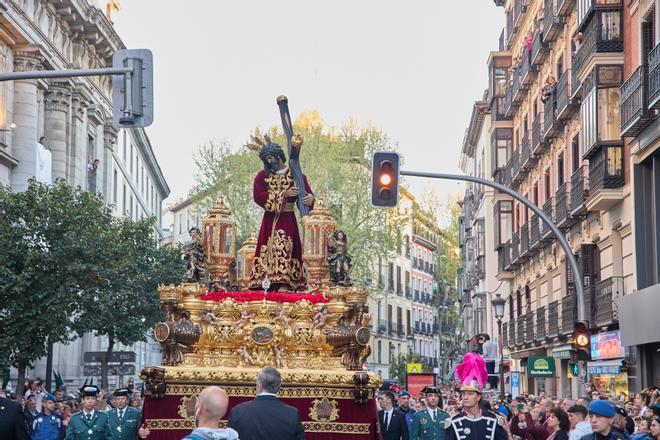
(200, 291, 329, 304)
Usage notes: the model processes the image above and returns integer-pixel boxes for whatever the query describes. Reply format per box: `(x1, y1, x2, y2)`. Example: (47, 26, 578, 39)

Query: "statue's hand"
(285, 187, 299, 198)
(292, 134, 304, 149)
(303, 193, 314, 206)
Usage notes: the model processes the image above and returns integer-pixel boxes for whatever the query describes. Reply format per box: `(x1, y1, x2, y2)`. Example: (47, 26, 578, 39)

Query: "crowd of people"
(0, 378, 145, 440)
(373, 382, 660, 440)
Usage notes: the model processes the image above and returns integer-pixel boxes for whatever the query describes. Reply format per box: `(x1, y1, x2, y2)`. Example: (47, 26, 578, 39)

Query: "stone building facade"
(1, 0, 169, 388)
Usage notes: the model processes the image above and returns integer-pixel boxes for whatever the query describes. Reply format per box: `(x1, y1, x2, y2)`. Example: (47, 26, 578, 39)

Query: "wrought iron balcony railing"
(543, 0, 562, 43)
(561, 294, 577, 335)
(531, 116, 545, 156)
(502, 321, 509, 347)
(555, 182, 573, 228)
(556, 69, 575, 120)
(511, 231, 520, 264)
(621, 64, 651, 137)
(525, 312, 534, 343)
(547, 300, 560, 337)
(543, 97, 559, 139)
(508, 319, 516, 346)
(594, 276, 624, 327)
(541, 197, 554, 240)
(511, 147, 521, 184)
(570, 166, 589, 216)
(573, 15, 623, 80)
(531, 32, 548, 66)
(520, 132, 531, 171)
(520, 50, 534, 88)
(589, 146, 624, 195)
(519, 223, 530, 258)
(516, 317, 525, 345)
(530, 214, 541, 250)
(649, 42, 660, 109)
(535, 306, 546, 341)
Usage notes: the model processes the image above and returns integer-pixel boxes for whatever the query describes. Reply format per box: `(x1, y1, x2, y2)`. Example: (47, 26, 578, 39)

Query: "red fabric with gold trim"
(200, 291, 329, 304)
(141, 386, 381, 440)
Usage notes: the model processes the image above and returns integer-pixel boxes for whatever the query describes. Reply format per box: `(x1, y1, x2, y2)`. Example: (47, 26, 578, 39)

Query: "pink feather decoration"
(455, 352, 488, 389)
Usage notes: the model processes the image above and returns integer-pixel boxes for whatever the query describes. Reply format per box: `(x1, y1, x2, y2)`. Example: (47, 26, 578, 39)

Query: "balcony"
(397, 323, 405, 337)
(535, 306, 546, 342)
(519, 51, 535, 88)
(531, 32, 548, 66)
(648, 43, 660, 109)
(561, 294, 577, 335)
(543, 97, 559, 139)
(519, 223, 530, 259)
(587, 146, 625, 211)
(504, 84, 515, 117)
(501, 240, 516, 273)
(378, 319, 387, 334)
(415, 321, 421, 333)
(530, 214, 541, 250)
(513, 0, 526, 29)
(621, 65, 651, 137)
(531, 116, 546, 156)
(508, 319, 516, 347)
(594, 276, 624, 327)
(510, 147, 521, 184)
(511, 231, 520, 265)
(506, 8, 514, 48)
(520, 132, 532, 171)
(556, 0, 575, 17)
(396, 283, 403, 296)
(543, 0, 562, 43)
(570, 166, 589, 216)
(541, 197, 554, 241)
(523, 312, 534, 343)
(547, 300, 560, 337)
(502, 321, 509, 347)
(405, 288, 412, 299)
(573, 15, 624, 81)
(556, 69, 576, 121)
(516, 317, 525, 346)
(555, 182, 575, 229)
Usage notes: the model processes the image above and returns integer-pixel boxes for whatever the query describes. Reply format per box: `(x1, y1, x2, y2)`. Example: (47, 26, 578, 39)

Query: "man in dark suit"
(0, 394, 29, 440)
(378, 390, 409, 440)
(228, 366, 305, 440)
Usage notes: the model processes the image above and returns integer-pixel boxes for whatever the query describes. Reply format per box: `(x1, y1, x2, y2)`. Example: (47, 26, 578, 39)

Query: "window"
(476, 218, 486, 257)
(112, 170, 118, 205)
(533, 183, 539, 206)
(597, 87, 621, 142)
(558, 153, 565, 185)
(178, 213, 182, 235)
(494, 200, 513, 248)
(130, 144, 133, 175)
(377, 341, 382, 363)
(122, 183, 126, 214)
(492, 128, 512, 174)
(582, 65, 623, 155)
(572, 135, 581, 173)
(129, 195, 134, 218)
(123, 133, 127, 163)
(544, 168, 551, 200)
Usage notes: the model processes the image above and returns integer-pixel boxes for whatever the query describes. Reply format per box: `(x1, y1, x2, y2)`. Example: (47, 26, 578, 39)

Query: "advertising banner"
(406, 373, 436, 398)
(510, 371, 521, 399)
(590, 330, 624, 360)
(528, 356, 555, 378)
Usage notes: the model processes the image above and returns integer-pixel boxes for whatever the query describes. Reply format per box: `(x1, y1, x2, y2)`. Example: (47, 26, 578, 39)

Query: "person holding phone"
(510, 403, 549, 440)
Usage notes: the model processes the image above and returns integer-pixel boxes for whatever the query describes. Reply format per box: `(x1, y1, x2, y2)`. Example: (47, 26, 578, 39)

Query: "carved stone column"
(101, 122, 118, 198)
(10, 46, 43, 191)
(69, 91, 89, 188)
(44, 83, 72, 183)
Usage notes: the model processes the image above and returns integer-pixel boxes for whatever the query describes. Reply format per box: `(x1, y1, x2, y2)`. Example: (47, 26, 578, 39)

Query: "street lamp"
(491, 293, 506, 399)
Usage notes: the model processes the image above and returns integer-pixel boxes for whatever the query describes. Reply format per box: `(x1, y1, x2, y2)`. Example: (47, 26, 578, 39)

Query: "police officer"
(107, 388, 149, 440)
(31, 393, 60, 440)
(398, 390, 417, 432)
(410, 386, 449, 440)
(65, 385, 112, 440)
(444, 383, 507, 440)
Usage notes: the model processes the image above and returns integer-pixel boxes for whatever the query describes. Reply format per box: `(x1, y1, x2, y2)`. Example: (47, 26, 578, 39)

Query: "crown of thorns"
(245, 134, 274, 152)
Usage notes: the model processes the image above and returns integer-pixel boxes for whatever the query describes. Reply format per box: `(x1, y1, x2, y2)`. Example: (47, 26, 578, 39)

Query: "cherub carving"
(236, 310, 254, 331)
(313, 306, 333, 330)
(238, 345, 254, 366)
(273, 346, 287, 369)
(276, 306, 291, 325)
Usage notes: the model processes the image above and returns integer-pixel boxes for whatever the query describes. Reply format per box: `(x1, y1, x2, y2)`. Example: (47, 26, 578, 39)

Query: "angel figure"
(274, 346, 287, 369)
(200, 310, 219, 323)
(276, 306, 291, 325)
(236, 310, 253, 331)
(313, 306, 332, 330)
(327, 230, 352, 286)
(238, 345, 254, 366)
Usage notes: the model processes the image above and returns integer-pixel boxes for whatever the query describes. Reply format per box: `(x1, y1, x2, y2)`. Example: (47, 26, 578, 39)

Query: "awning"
(616, 284, 660, 346)
(510, 347, 547, 360)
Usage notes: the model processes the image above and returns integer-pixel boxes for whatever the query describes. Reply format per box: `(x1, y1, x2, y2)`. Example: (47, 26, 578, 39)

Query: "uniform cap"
(588, 400, 615, 418)
(113, 388, 132, 397)
(399, 390, 411, 397)
(43, 393, 57, 402)
(79, 385, 100, 397)
(422, 386, 440, 395)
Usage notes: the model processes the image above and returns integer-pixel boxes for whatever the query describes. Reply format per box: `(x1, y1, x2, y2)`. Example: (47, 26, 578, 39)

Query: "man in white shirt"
(482, 334, 499, 389)
(35, 136, 52, 185)
(568, 404, 592, 440)
(379, 390, 409, 440)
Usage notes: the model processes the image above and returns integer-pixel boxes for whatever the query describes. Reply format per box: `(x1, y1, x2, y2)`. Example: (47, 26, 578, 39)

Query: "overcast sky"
(112, 1, 504, 203)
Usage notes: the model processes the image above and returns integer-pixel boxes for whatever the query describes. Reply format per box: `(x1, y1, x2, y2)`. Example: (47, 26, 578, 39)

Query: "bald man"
(183, 386, 239, 440)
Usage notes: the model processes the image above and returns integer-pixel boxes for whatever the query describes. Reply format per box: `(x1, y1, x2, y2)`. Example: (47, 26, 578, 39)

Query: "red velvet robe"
(248, 167, 314, 291)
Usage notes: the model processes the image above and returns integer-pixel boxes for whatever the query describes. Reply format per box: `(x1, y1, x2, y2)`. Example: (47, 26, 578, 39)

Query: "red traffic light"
(371, 152, 400, 207)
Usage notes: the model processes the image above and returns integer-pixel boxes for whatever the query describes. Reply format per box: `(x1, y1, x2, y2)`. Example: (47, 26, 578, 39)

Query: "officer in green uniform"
(410, 386, 449, 440)
(107, 388, 149, 440)
(66, 385, 112, 440)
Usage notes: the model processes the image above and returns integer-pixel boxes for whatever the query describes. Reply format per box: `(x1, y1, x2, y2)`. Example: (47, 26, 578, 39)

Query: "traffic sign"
(83, 364, 135, 376)
(112, 49, 153, 128)
(83, 351, 136, 363)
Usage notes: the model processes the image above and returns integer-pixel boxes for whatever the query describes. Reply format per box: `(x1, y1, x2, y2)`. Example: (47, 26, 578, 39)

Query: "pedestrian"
(649, 417, 660, 440)
(398, 390, 416, 432)
(65, 385, 112, 440)
(568, 405, 592, 440)
(510, 403, 548, 440)
(228, 366, 304, 440)
(581, 400, 627, 440)
(547, 408, 570, 440)
(24, 394, 40, 436)
(0, 391, 29, 440)
(613, 406, 634, 438)
(182, 386, 238, 440)
(410, 386, 447, 440)
(107, 388, 149, 439)
(31, 393, 61, 440)
(632, 418, 653, 440)
(379, 390, 409, 440)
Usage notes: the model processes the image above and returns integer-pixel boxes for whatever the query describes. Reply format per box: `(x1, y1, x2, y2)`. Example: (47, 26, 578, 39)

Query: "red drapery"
(142, 385, 381, 440)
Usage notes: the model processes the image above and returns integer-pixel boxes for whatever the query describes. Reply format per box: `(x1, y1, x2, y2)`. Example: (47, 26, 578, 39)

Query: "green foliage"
(191, 113, 406, 282)
(389, 352, 423, 386)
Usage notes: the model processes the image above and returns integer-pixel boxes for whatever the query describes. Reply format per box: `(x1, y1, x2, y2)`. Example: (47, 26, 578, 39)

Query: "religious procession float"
(139, 96, 382, 440)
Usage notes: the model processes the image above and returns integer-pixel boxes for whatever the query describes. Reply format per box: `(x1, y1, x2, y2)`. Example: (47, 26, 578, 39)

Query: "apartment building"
(618, 0, 660, 389)
(486, 0, 634, 397)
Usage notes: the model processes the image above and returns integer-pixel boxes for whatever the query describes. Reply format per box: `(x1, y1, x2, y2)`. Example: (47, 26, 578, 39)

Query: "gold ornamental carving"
(308, 397, 340, 422)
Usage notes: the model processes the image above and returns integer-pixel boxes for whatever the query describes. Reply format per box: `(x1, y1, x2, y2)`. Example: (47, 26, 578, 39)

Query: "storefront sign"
(590, 330, 624, 360)
(588, 364, 621, 375)
(528, 356, 555, 378)
(552, 345, 573, 359)
(510, 371, 520, 399)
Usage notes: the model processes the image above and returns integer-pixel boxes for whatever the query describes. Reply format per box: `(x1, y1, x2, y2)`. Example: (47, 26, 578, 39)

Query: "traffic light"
(568, 361, 579, 377)
(371, 152, 400, 207)
(112, 49, 153, 128)
(573, 320, 591, 361)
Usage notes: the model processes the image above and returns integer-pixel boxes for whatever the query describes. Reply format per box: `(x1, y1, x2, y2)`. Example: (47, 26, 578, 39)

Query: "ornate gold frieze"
(308, 397, 340, 422)
(166, 384, 365, 400)
(146, 418, 371, 434)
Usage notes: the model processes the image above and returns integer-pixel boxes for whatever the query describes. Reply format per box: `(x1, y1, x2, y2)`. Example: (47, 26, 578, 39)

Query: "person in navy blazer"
(228, 366, 305, 440)
(0, 394, 29, 440)
(378, 390, 409, 440)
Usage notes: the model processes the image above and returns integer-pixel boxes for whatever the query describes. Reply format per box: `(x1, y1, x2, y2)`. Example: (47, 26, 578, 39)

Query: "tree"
(0, 180, 112, 398)
(389, 352, 423, 386)
(76, 218, 185, 389)
(191, 111, 407, 282)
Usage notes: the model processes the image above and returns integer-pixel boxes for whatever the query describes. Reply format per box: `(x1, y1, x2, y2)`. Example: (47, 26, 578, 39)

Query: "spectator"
(24, 394, 39, 436)
(568, 405, 592, 440)
(398, 390, 416, 432)
(182, 386, 238, 440)
(562, 400, 577, 413)
(584, 400, 627, 440)
(632, 418, 653, 440)
(31, 393, 60, 440)
(547, 408, 570, 440)
(228, 366, 304, 440)
(542, 399, 556, 434)
(378, 390, 409, 440)
(511, 403, 549, 440)
(613, 406, 634, 438)
(650, 417, 660, 440)
(0, 391, 29, 440)
(524, 32, 533, 52)
(637, 394, 652, 418)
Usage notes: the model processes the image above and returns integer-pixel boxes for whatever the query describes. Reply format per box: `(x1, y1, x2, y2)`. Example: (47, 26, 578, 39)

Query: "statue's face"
(265, 154, 284, 171)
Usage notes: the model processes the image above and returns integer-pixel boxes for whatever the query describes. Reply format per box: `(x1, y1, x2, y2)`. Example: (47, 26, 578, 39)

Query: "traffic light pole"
(0, 67, 133, 82)
(400, 169, 586, 322)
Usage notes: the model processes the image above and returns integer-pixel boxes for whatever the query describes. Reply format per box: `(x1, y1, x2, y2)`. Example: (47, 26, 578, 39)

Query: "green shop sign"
(528, 356, 556, 378)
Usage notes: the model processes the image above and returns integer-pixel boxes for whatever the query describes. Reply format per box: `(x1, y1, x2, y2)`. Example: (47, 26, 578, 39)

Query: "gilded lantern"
(236, 233, 257, 290)
(202, 197, 237, 287)
(301, 200, 337, 288)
